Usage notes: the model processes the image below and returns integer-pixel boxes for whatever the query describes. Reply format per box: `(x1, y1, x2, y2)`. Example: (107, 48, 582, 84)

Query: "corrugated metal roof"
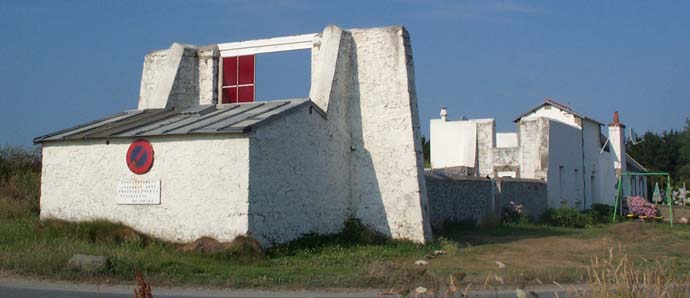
(34, 98, 323, 144)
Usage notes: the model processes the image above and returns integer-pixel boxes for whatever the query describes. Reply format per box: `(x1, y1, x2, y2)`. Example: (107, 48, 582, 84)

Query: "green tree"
(421, 135, 430, 168)
(679, 119, 690, 184)
(626, 123, 690, 185)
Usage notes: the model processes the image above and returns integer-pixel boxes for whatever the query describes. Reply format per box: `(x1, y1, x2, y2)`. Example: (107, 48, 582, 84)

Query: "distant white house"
(35, 25, 432, 246)
(430, 99, 647, 209)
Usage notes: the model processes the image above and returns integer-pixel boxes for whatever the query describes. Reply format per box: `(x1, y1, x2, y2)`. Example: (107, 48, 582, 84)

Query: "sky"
(1, 0, 689, 147)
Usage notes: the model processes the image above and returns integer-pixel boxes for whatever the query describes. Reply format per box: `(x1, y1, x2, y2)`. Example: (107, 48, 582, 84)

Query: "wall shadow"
(346, 33, 392, 237)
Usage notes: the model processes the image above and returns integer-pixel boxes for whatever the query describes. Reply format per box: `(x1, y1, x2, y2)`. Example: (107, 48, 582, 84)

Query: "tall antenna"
(627, 127, 644, 145)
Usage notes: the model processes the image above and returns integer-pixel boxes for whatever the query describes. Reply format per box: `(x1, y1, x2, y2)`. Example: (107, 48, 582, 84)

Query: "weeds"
(568, 246, 690, 298)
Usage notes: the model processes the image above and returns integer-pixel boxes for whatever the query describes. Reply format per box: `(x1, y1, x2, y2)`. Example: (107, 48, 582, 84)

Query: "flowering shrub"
(623, 196, 658, 218)
(501, 201, 524, 223)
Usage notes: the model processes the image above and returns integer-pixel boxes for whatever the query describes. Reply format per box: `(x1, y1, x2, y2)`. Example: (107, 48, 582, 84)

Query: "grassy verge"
(4, 210, 690, 289)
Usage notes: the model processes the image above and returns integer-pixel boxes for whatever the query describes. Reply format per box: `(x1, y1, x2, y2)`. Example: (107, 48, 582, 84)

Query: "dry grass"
(567, 246, 690, 298)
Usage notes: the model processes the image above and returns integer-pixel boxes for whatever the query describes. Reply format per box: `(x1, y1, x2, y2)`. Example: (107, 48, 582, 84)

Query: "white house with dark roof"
(430, 99, 648, 210)
(35, 25, 432, 246)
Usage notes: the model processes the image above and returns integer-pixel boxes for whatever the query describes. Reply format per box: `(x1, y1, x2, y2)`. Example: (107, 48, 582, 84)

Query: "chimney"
(607, 111, 626, 174)
(440, 107, 448, 122)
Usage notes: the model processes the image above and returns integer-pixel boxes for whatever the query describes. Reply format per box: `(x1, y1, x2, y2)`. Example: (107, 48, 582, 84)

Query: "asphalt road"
(0, 278, 573, 298)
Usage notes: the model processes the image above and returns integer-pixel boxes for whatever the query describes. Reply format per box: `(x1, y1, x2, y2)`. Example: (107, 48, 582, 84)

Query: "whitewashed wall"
(496, 133, 518, 148)
(546, 120, 585, 209)
(310, 26, 432, 243)
(40, 135, 250, 242)
(518, 118, 548, 181)
(347, 27, 431, 242)
(247, 106, 349, 246)
(581, 119, 603, 208)
(522, 107, 580, 128)
(430, 119, 477, 168)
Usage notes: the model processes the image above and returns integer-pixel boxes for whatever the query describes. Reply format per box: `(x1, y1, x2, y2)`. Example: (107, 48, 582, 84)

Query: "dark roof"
(34, 99, 323, 144)
(513, 98, 604, 126)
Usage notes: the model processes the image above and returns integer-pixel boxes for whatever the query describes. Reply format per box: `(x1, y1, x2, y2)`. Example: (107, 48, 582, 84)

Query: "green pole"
(666, 175, 673, 227)
(612, 175, 623, 222)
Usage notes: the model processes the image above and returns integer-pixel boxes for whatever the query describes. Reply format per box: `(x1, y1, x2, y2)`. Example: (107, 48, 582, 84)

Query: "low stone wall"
(425, 175, 494, 228)
(496, 178, 548, 218)
(425, 174, 547, 229)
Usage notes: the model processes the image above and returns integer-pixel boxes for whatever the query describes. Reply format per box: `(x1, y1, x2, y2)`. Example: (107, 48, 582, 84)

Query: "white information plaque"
(117, 179, 161, 205)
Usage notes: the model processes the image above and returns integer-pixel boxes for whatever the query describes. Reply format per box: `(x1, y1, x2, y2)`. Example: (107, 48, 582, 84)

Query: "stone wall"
(496, 178, 548, 218)
(425, 175, 547, 229)
(426, 175, 493, 228)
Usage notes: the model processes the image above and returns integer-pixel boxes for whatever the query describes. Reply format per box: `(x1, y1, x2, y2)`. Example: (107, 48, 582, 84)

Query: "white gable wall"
(522, 106, 580, 128)
(40, 135, 250, 242)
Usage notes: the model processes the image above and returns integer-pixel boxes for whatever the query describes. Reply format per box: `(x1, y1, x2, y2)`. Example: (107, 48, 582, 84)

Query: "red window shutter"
(238, 86, 254, 103)
(238, 55, 255, 85)
(221, 55, 255, 103)
(222, 87, 238, 104)
(222, 57, 238, 87)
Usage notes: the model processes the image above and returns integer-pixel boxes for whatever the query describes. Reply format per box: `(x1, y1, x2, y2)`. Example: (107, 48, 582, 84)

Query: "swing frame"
(611, 171, 673, 226)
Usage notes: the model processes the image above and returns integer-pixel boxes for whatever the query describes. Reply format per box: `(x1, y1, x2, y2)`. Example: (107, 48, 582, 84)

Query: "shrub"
(0, 146, 41, 218)
(500, 201, 525, 224)
(540, 207, 593, 228)
(585, 203, 614, 224)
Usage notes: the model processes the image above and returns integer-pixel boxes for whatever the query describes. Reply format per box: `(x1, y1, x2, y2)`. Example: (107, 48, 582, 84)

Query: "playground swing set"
(611, 171, 674, 226)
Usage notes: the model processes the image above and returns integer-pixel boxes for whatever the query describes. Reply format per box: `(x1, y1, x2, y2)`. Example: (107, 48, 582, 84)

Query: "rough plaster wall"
(546, 120, 585, 209)
(247, 107, 349, 246)
(198, 46, 219, 105)
(492, 148, 519, 171)
(518, 118, 548, 180)
(476, 120, 495, 177)
(138, 43, 201, 110)
(308, 25, 355, 216)
(40, 135, 250, 242)
(348, 27, 431, 242)
(167, 46, 200, 109)
(425, 175, 493, 229)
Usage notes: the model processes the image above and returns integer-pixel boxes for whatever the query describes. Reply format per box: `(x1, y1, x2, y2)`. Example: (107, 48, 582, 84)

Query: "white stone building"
(35, 25, 432, 246)
(430, 99, 647, 209)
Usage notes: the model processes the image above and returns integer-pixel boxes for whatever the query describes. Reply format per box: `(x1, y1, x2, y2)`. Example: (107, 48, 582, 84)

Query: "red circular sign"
(126, 139, 154, 174)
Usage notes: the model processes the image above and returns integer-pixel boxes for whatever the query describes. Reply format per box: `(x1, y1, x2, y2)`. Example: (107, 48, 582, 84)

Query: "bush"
(585, 203, 614, 224)
(0, 146, 41, 218)
(500, 201, 526, 224)
(540, 207, 593, 228)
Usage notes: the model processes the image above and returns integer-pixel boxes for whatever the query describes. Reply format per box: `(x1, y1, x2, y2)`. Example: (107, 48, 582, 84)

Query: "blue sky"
(1, 0, 689, 147)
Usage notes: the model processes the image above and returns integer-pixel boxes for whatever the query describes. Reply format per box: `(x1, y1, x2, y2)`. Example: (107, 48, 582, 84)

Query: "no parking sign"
(126, 139, 154, 174)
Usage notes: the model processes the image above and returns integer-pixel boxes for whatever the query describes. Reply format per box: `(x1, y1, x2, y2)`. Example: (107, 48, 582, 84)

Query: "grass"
(2, 145, 690, 292)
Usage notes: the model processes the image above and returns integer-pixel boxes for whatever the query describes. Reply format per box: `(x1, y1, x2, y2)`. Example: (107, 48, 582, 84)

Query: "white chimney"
(607, 111, 626, 175)
(440, 107, 448, 121)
